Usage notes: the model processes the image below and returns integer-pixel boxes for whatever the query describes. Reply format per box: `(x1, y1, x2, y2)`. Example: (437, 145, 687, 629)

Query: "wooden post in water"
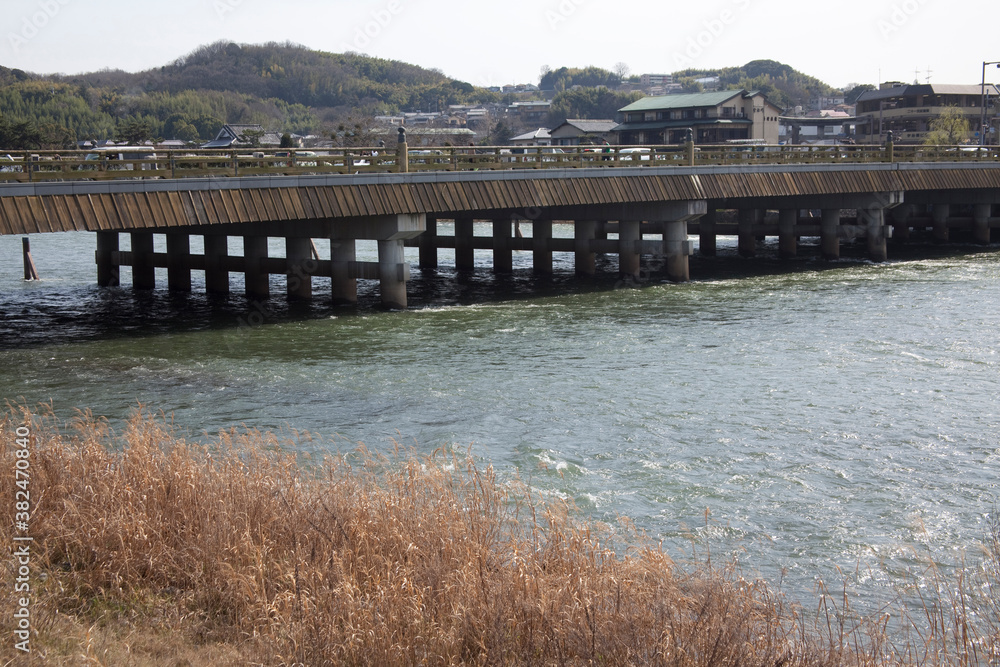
(131, 231, 155, 290)
(821, 209, 841, 260)
(618, 219, 641, 279)
(532, 220, 553, 274)
(22, 237, 39, 281)
(286, 236, 313, 299)
(492, 218, 513, 273)
(699, 208, 717, 257)
(419, 216, 438, 269)
(738, 209, 758, 258)
(243, 235, 270, 299)
(204, 235, 230, 295)
(455, 217, 475, 270)
(574, 220, 597, 276)
(96, 231, 119, 287)
(166, 233, 192, 292)
(778, 209, 798, 259)
(932, 204, 950, 243)
(331, 239, 357, 305)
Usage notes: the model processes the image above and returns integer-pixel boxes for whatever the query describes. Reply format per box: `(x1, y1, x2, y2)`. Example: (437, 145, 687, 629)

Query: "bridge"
(2, 141, 999, 309)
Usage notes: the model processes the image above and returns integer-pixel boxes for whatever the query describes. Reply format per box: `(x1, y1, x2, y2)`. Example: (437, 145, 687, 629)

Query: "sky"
(1, 0, 995, 91)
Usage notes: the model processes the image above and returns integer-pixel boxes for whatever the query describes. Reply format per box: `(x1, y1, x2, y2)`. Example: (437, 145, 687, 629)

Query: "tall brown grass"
(0, 405, 997, 665)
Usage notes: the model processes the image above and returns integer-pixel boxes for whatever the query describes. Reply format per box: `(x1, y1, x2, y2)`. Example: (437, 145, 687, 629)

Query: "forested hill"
(673, 60, 837, 109)
(59, 42, 489, 112)
(0, 41, 498, 147)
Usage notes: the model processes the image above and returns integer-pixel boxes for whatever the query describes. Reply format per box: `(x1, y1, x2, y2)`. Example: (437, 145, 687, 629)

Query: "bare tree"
(613, 62, 630, 84)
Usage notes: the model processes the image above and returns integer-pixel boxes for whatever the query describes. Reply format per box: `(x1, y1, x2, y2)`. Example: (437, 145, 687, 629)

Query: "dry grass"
(0, 405, 996, 665)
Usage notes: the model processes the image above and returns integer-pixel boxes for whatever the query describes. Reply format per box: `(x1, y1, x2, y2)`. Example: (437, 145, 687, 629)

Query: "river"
(2, 229, 998, 611)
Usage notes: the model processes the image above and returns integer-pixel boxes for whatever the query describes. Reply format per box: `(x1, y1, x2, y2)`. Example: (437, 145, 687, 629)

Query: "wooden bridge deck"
(2, 163, 1000, 237)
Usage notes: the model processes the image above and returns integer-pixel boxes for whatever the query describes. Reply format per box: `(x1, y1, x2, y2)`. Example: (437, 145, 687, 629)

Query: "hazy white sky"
(2, 0, 994, 90)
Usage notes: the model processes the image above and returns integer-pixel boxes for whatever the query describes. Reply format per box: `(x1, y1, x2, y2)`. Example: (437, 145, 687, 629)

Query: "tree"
(0, 115, 41, 149)
(484, 120, 512, 146)
(613, 62, 630, 84)
(279, 132, 296, 148)
(845, 84, 875, 105)
(925, 106, 970, 145)
(114, 117, 154, 144)
(238, 128, 265, 147)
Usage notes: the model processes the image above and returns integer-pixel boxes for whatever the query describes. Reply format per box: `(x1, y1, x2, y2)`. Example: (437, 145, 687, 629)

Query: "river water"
(2, 229, 999, 611)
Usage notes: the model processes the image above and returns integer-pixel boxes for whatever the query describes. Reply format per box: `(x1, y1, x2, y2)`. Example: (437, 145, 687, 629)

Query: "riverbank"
(3, 406, 998, 665)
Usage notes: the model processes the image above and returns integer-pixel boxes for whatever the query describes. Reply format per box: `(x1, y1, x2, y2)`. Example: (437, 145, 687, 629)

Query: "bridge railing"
(2, 144, 999, 183)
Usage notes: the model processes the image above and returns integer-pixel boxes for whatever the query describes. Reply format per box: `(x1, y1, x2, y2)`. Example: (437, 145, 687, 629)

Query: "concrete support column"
(973, 204, 992, 244)
(96, 231, 119, 287)
(418, 216, 438, 269)
(455, 217, 475, 271)
(378, 239, 407, 310)
(932, 204, 950, 243)
(286, 236, 313, 299)
(862, 208, 888, 262)
(699, 208, 717, 257)
(493, 218, 513, 274)
(204, 235, 230, 295)
(331, 239, 357, 305)
(821, 209, 841, 260)
(618, 219, 641, 279)
(574, 220, 597, 276)
(533, 219, 553, 274)
(131, 231, 155, 290)
(663, 219, 690, 282)
(166, 233, 191, 292)
(738, 209, 758, 258)
(778, 209, 797, 259)
(243, 235, 269, 299)
(889, 204, 912, 243)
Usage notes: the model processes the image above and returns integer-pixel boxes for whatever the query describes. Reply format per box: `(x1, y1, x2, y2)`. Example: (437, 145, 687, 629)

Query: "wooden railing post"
(397, 127, 408, 173)
(885, 131, 895, 163)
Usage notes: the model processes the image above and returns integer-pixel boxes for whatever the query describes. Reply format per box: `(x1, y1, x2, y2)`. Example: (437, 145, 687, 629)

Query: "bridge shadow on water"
(0, 240, 994, 351)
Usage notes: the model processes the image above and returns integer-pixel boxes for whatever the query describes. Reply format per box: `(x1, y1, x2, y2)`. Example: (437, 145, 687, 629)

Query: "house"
(855, 82, 1000, 144)
(548, 119, 618, 146)
(613, 90, 782, 145)
(507, 101, 552, 125)
(202, 124, 281, 149)
(509, 128, 551, 146)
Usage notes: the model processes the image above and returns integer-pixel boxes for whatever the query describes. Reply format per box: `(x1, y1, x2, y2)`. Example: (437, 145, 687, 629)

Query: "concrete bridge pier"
(204, 235, 230, 295)
(778, 209, 798, 259)
(821, 209, 841, 260)
(861, 208, 888, 262)
(699, 208, 717, 257)
(932, 204, 950, 243)
(738, 209, 760, 258)
(166, 233, 192, 292)
(493, 218, 513, 273)
(331, 239, 357, 305)
(131, 232, 155, 290)
(419, 216, 438, 269)
(455, 217, 475, 271)
(96, 231, 119, 287)
(243, 235, 269, 299)
(618, 220, 641, 279)
(533, 220, 553, 274)
(378, 239, 407, 310)
(663, 219, 690, 282)
(574, 220, 597, 276)
(888, 205, 912, 243)
(973, 204, 992, 244)
(286, 237, 314, 299)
